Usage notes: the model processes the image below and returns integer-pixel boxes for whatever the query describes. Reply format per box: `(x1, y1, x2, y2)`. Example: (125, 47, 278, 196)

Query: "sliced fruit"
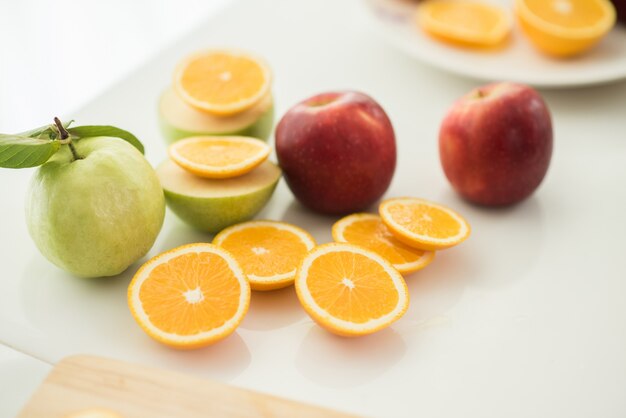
(156, 160, 281, 233)
(128, 243, 250, 349)
(417, 0, 511, 47)
(295, 243, 409, 337)
(332, 213, 435, 274)
(174, 49, 272, 116)
(159, 87, 274, 143)
(169, 136, 270, 179)
(213, 221, 316, 291)
(515, 0, 616, 57)
(379, 197, 470, 251)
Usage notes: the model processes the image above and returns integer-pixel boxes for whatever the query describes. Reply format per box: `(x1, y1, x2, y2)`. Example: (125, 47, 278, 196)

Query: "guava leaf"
(0, 135, 61, 168)
(18, 120, 74, 140)
(67, 125, 144, 154)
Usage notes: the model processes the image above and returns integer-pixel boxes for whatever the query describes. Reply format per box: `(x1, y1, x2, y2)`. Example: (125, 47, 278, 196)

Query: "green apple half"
(158, 88, 274, 143)
(157, 159, 281, 233)
(26, 137, 165, 277)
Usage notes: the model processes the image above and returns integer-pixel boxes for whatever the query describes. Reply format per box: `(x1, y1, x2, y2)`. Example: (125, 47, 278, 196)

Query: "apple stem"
(54, 117, 81, 161)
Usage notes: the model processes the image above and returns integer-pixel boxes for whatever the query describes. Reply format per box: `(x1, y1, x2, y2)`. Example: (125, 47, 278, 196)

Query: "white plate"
(364, 0, 626, 88)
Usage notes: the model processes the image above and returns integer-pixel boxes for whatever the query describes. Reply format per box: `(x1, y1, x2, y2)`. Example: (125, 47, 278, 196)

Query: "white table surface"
(2, 0, 626, 417)
(0, 345, 50, 418)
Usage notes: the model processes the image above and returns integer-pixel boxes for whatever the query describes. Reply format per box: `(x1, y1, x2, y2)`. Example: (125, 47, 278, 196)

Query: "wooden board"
(18, 355, 359, 418)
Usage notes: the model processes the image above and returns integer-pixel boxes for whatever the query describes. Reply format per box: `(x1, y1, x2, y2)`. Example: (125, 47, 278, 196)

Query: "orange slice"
(174, 49, 272, 116)
(379, 197, 470, 251)
(168, 136, 271, 179)
(213, 221, 316, 291)
(128, 243, 250, 349)
(515, 0, 616, 57)
(295, 243, 409, 336)
(417, 0, 511, 47)
(332, 213, 435, 274)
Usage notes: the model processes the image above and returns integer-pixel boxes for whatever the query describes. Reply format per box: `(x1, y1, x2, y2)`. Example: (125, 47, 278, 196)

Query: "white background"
(0, 0, 231, 132)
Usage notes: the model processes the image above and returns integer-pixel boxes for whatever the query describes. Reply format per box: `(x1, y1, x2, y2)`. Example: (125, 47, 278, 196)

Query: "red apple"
(439, 82, 553, 206)
(276, 91, 396, 214)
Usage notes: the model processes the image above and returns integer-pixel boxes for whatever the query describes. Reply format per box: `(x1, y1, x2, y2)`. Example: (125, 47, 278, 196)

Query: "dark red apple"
(275, 91, 396, 214)
(439, 82, 553, 206)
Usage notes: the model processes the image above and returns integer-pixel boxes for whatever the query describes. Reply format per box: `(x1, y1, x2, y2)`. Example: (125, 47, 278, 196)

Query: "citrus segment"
(174, 50, 271, 116)
(128, 243, 250, 349)
(417, 0, 511, 47)
(295, 243, 409, 336)
(332, 213, 435, 274)
(515, 0, 616, 57)
(169, 136, 270, 179)
(213, 221, 316, 291)
(379, 197, 470, 251)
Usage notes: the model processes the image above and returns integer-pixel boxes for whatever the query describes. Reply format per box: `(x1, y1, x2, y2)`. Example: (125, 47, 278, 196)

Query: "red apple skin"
(276, 91, 396, 215)
(439, 82, 553, 207)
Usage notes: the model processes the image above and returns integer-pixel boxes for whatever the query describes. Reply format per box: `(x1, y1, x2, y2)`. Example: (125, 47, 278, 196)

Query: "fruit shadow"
(155, 214, 214, 251)
(239, 286, 306, 331)
(148, 331, 252, 382)
(395, 192, 545, 332)
(276, 200, 340, 244)
(294, 326, 406, 388)
(436, 190, 545, 290)
(19, 255, 134, 347)
(399, 250, 469, 326)
(19, 255, 252, 381)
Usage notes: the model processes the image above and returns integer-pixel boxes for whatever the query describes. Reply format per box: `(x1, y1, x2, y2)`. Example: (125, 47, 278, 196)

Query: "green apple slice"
(157, 159, 281, 233)
(159, 87, 274, 143)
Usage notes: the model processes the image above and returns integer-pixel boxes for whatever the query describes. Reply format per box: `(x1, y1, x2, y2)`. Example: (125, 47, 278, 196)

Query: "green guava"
(156, 159, 281, 233)
(25, 137, 165, 277)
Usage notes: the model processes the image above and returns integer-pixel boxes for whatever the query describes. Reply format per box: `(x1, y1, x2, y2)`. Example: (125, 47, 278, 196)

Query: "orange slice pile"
(417, 0, 512, 47)
(127, 243, 250, 349)
(379, 197, 470, 251)
(515, 0, 616, 57)
(213, 221, 316, 291)
(295, 243, 409, 336)
(169, 136, 270, 179)
(332, 213, 435, 274)
(174, 49, 272, 116)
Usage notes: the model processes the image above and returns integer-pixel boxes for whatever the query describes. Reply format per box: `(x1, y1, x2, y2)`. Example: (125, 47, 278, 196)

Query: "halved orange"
(332, 213, 435, 274)
(295, 243, 409, 336)
(168, 136, 270, 179)
(515, 0, 616, 57)
(127, 243, 250, 349)
(174, 49, 272, 116)
(379, 197, 470, 251)
(417, 0, 511, 47)
(213, 221, 316, 291)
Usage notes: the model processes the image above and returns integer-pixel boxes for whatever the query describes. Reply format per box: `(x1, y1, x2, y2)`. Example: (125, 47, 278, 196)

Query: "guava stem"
(54, 117, 81, 161)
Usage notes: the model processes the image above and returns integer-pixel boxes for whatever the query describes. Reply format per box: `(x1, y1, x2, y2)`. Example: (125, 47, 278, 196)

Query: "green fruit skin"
(159, 104, 275, 144)
(25, 137, 165, 278)
(163, 179, 279, 234)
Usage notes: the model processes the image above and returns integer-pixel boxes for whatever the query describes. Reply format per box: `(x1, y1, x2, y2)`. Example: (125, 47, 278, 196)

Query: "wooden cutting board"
(18, 355, 359, 418)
